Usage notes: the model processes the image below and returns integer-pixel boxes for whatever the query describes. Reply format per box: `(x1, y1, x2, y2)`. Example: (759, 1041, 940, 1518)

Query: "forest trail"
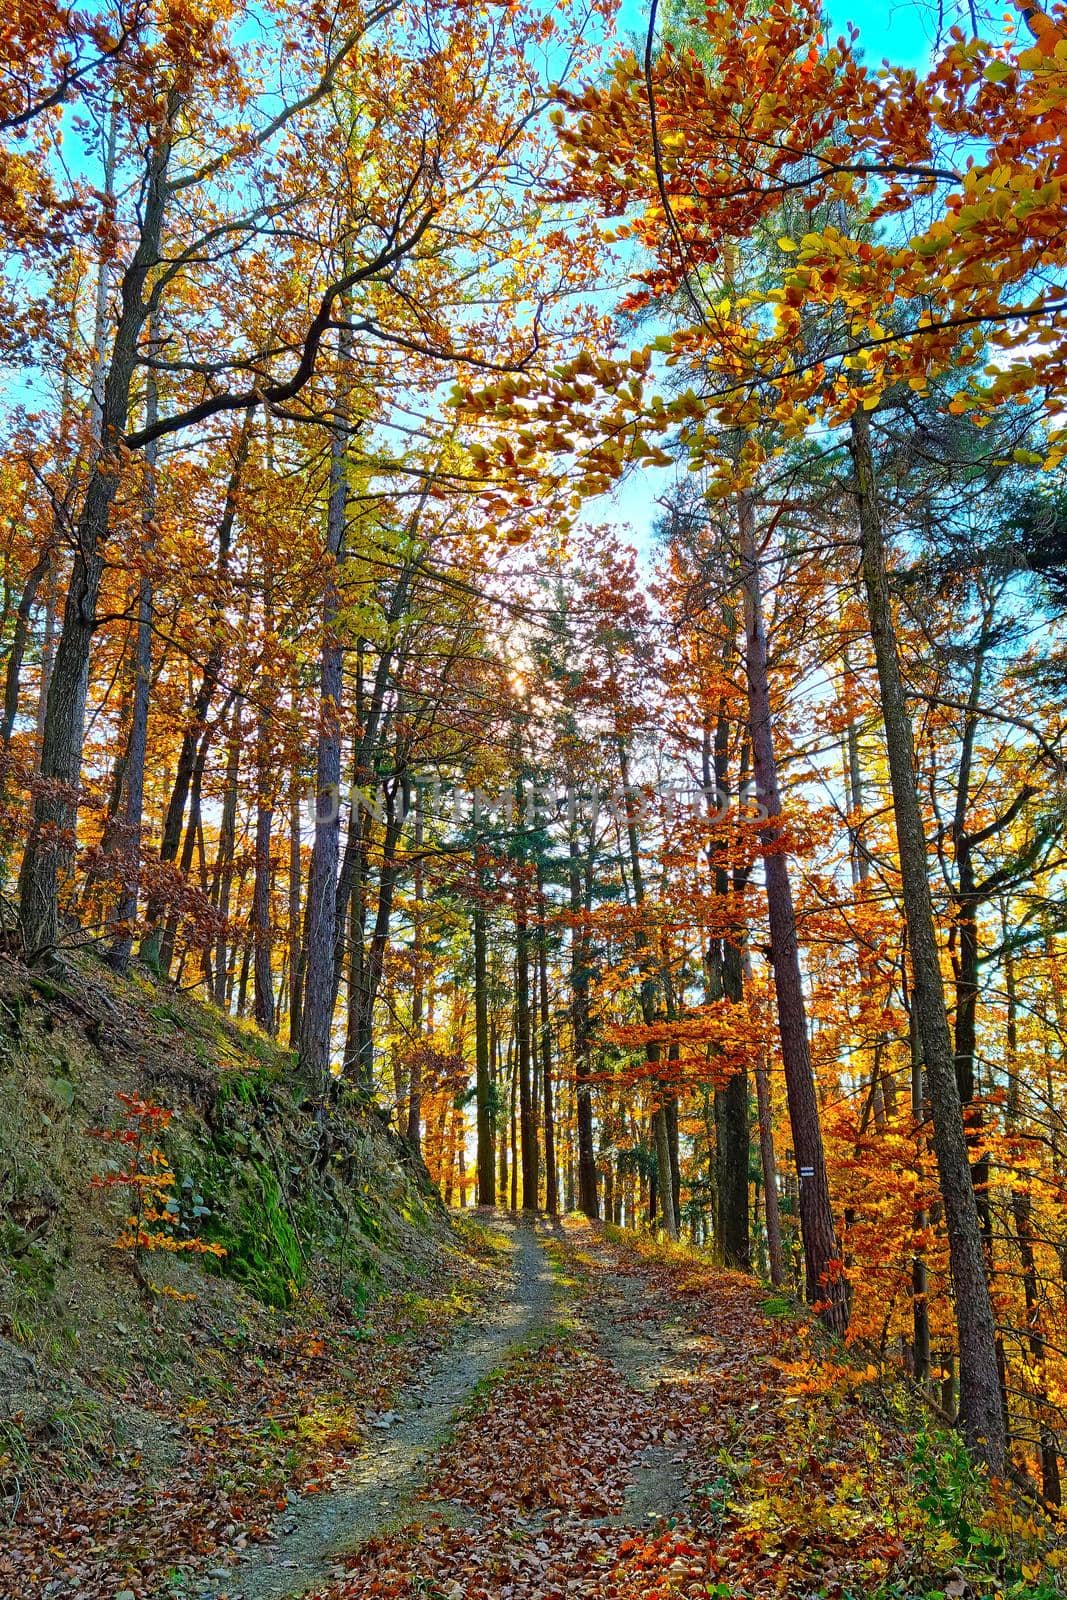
(197, 1215, 559, 1600)
(6, 0, 1066, 1544)
(190, 1216, 738, 1600)
(191, 1218, 1063, 1600)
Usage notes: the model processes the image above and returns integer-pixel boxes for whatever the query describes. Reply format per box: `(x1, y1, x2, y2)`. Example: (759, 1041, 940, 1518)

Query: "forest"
(1, 0, 1066, 1595)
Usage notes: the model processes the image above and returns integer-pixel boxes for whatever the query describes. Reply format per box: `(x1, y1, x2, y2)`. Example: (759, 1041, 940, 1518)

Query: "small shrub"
(90, 1092, 224, 1292)
(908, 1424, 1063, 1599)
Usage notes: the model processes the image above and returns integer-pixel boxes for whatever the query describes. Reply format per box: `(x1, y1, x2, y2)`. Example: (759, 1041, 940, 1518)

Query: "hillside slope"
(0, 949, 488, 1598)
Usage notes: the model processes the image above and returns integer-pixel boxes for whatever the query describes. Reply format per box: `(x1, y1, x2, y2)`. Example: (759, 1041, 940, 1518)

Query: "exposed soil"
(186, 1215, 558, 1600)
(185, 1213, 711, 1600)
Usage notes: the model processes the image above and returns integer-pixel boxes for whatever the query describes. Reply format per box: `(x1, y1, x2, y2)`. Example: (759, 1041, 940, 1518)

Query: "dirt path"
(182, 1215, 556, 1600)
(578, 1242, 709, 1529)
(181, 1215, 704, 1600)
(281, 1218, 719, 1600)
(157, 1220, 1056, 1600)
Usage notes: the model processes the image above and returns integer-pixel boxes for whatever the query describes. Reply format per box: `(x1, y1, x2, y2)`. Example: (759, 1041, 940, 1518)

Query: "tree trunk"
(212, 703, 242, 1004)
(744, 945, 786, 1285)
(288, 763, 303, 1044)
(498, 1026, 511, 1202)
(1004, 943, 1060, 1503)
(298, 320, 351, 1092)
(19, 98, 176, 959)
(739, 489, 846, 1330)
(1, 545, 52, 747)
(406, 790, 424, 1150)
(539, 887, 557, 1215)
(142, 406, 252, 967)
(330, 567, 415, 1018)
(716, 939, 750, 1268)
(850, 409, 1005, 1472)
(474, 881, 495, 1204)
(703, 700, 752, 1267)
(158, 709, 220, 976)
(345, 785, 403, 1094)
(107, 359, 158, 973)
(88, 102, 120, 442)
(753, 1041, 785, 1286)
(569, 814, 598, 1218)
(34, 560, 57, 762)
(509, 1031, 518, 1211)
(516, 884, 537, 1210)
(906, 991, 933, 1388)
(615, 719, 677, 1240)
(236, 923, 252, 1016)
(253, 701, 275, 1034)
(665, 1075, 681, 1231)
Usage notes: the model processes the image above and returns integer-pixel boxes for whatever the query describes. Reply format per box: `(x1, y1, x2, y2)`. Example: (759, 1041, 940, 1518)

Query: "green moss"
(150, 998, 184, 1031)
(201, 1157, 306, 1308)
(452, 1215, 511, 1259)
(345, 1184, 383, 1243)
(28, 976, 75, 1006)
(760, 1292, 795, 1319)
(0, 1221, 70, 1347)
(216, 1067, 267, 1109)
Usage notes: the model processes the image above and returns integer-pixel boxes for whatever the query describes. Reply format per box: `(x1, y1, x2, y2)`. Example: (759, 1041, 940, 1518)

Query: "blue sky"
(801, 0, 946, 69)
(617, 0, 951, 70)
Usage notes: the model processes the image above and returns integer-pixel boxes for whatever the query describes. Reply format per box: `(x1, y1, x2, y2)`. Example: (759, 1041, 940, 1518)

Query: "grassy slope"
(0, 950, 490, 1598)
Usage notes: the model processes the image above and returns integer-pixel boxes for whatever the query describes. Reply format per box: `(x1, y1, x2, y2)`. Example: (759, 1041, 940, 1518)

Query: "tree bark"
(474, 878, 495, 1204)
(615, 718, 677, 1240)
(288, 760, 303, 1043)
(509, 1029, 519, 1211)
(516, 871, 538, 1210)
(714, 938, 751, 1268)
(212, 702, 242, 1004)
(107, 358, 159, 973)
(538, 880, 557, 1215)
(298, 318, 351, 1092)
(906, 991, 932, 1390)
(850, 409, 1005, 1471)
(406, 789, 425, 1150)
(344, 782, 403, 1093)
(1004, 943, 1061, 1503)
(753, 1038, 786, 1286)
(738, 489, 847, 1330)
(1, 545, 53, 747)
(141, 406, 252, 968)
(702, 696, 752, 1268)
(569, 810, 598, 1218)
(652, 1105, 674, 1239)
(19, 96, 177, 959)
(253, 701, 275, 1033)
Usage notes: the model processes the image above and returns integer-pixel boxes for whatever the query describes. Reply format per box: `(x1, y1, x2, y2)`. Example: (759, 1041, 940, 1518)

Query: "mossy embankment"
(0, 949, 482, 1596)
